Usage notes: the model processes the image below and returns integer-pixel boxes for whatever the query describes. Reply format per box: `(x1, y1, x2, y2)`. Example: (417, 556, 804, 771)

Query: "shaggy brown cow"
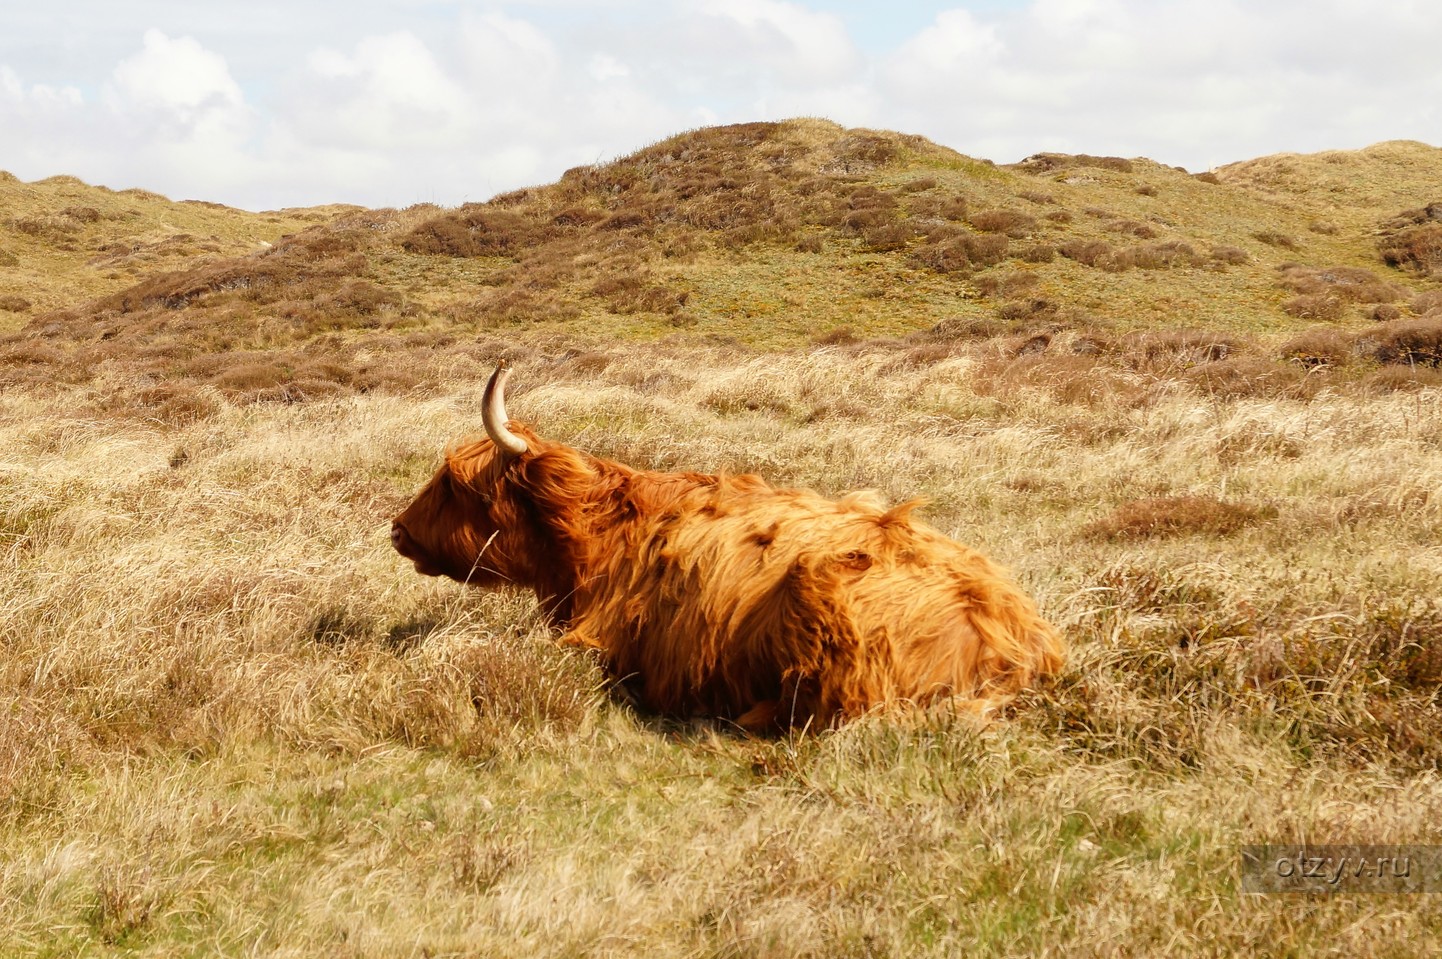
(391, 361, 1064, 731)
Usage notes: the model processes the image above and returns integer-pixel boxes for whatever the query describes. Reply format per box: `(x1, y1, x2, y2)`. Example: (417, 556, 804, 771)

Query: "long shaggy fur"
(392, 423, 1065, 731)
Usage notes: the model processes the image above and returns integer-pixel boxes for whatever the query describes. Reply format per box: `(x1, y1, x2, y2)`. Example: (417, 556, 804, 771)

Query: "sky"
(1, 1, 1439, 211)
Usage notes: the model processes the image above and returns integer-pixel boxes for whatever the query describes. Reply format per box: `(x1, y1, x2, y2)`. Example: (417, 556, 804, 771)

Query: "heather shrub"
(975, 272, 1041, 299)
(1282, 294, 1346, 320)
(968, 209, 1037, 237)
(1378, 203, 1442, 276)
(1011, 153, 1133, 174)
(1181, 356, 1309, 400)
(1278, 328, 1355, 367)
(1208, 246, 1250, 266)
(1412, 291, 1442, 315)
(1277, 265, 1402, 304)
(1364, 365, 1442, 391)
(1112, 241, 1200, 271)
(1059, 240, 1115, 268)
(590, 274, 690, 315)
(1105, 220, 1157, 239)
(1253, 231, 1300, 250)
(1367, 317, 1442, 367)
(1387, 224, 1442, 275)
(1122, 330, 1243, 369)
(1083, 495, 1265, 540)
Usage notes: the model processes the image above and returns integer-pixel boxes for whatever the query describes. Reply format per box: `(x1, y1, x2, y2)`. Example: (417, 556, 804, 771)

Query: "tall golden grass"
(4, 342, 1441, 955)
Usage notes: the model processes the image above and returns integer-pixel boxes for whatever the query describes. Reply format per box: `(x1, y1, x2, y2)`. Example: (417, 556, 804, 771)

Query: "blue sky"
(1, 1, 1438, 210)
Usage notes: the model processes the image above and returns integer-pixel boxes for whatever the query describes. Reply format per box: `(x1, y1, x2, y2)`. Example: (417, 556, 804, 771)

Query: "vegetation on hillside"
(1, 120, 1441, 955)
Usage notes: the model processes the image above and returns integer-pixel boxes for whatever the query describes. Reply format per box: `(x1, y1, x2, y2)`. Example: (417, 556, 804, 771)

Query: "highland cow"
(391, 361, 1064, 731)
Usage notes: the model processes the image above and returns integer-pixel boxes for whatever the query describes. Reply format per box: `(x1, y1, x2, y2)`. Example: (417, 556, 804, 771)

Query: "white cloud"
(0, 2, 1438, 208)
(589, 53, 631, 82)
(697, 0, 861, 83)
(0, 66, 84, 113)
(295, 32, 471, 150)
(108, 28, 244, 116)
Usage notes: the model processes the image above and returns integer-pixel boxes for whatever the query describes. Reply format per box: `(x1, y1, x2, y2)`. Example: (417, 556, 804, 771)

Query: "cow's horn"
(483, 360, 529, 458)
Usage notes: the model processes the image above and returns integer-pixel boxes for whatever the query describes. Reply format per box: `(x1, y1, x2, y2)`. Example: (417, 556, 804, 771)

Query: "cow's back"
(575, 477, 1061, 727)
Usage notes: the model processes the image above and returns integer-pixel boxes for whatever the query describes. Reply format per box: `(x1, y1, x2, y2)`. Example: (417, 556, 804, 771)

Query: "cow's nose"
(390, 523, 407, 554)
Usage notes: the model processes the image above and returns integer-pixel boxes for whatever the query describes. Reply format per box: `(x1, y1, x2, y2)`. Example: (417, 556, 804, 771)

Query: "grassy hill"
(2, 120, 1441, 956)
(6, 119, 1439, 406)
(0, 170, 355, 332)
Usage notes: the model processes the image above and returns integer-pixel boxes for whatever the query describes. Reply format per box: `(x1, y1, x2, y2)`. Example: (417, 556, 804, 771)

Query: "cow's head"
(390, 361, 545, 589)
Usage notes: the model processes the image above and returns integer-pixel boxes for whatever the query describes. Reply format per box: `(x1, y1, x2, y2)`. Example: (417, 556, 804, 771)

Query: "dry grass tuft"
(1363, 316, 1442, 366)
(1082, 494, 1266, 540)
(1378, 202, 1442, 276)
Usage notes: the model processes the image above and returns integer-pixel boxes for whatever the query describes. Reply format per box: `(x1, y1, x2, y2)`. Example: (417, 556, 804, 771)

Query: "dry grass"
(4, 340, 1442, 956)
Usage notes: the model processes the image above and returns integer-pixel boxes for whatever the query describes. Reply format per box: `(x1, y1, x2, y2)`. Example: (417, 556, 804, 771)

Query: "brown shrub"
(1277, 264, 1402, 304)
(1059, 240, 1115, 268)
(0, 295, 31, 312)
(1208, 246, 1250, 266)
(1106, 219, 1157, 239)
(1193, 172, 1222, 184)
(1378, 207, 1442, 276)
(861, 223, 913, 252)
(1253, 231, 1300, 250)
(1366, 317, 1442, 367)
(1364, 365, 1442, 392)
(1110, 241, 1200, 271)
(1279, 328, 1355, 367)
(922, 316, 1007, 341)
(938, 196, 970, 221)
(58, 205, 102, 223)
(1122, 330, 1243, 369)
(400, 206, 552, 258)
(1018, 244, 1056, 264)
(1372, 304, 1403, 322)
(832, 134, 899, 169)
(996, 299, 1060, 327)
(470, 288, 579, 325)
(968, 209, 1037, 237)
(812, 326, 859, 347)
(969, 354, 1148, 407)
(910, 233, 1009, 274)
(1011, 153, 1134, 174)
(325, 280, 401, 316)
(1411, 290, 1442, 316)
(590, 274, 690, 315)
(1083, 495, 1264, 540)
(1378, 227, 1442, 276)
(1181, 356, 1309, 400)
(975, 272, 1040, 299)
(0, 339, 65, 367)
(552, 206, 607, 227)
(1282, 294, 1346, 320)
(211, 362, 294, 395)
(964, 234, 1009, 267)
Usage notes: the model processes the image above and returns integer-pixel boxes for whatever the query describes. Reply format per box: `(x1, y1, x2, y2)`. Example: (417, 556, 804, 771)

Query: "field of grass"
(3, 120, 1442, 956)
